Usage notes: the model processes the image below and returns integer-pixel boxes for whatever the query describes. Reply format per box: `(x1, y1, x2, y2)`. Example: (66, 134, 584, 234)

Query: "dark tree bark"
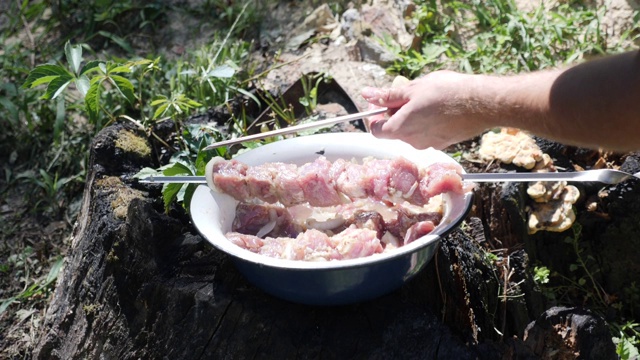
(33, 121, 619, 359)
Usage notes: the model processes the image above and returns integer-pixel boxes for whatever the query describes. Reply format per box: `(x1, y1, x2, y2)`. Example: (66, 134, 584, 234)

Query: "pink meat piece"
(257, 237, 287, 258)
(210, 157, 463, 207)
(335, 161, 367, 199)
(386, 208, 442, 240)
(261, 229, 339, 261)
(388, 157, 425, 204)
(272, 163, 306, 206)
(403, 220, 436, 245)
(293, 229, 340, 260)
(245, 165, 278, 203)
(362, 158, 393, 200)
(297, 156, 343, 207)
(351, 211, 386, 239)
(226, 232, 264, 252)
(331, 225, 383, 259)
(232, 203, 302, 238)
(419, 162, 464, 199)
(211, 159, 250, 200)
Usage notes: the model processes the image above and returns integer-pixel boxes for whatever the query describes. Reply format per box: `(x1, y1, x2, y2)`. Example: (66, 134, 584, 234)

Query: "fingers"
(362, 76, 412, 137)
(367, 102, 417, 142)
(361, 86, 409, 108)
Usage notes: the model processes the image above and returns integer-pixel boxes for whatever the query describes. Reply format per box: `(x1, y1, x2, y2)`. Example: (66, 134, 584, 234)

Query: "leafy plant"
(151, 93, 203, 120)
(533, 265, 550, 285)
(613, 322, 640, 360)
(386, 0, 638, 77)
(0, 253, 64, 315)
(299, 72, 330, 116)
(135, 123, 227, 212)
(22, 41, 155, 130)
(16, 169, 81, 215)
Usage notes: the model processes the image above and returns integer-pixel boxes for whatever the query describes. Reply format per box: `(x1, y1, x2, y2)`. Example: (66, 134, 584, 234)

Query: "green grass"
(385, 0, 639, 77)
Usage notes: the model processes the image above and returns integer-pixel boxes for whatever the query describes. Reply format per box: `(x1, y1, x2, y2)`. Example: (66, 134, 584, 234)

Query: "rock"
(356, 37, 400, 67)
(359, 1, 415, 50)
(259, 45, 395, 111)
(286, 4, 340, 50)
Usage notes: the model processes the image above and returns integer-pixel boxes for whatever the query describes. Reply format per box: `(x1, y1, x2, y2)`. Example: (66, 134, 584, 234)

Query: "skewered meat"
(208, 155, 462, 261)
(206, 156, 463, 207)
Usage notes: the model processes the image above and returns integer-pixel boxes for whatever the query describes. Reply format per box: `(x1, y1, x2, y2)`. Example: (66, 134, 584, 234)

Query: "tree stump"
(33, 121, 619, 359)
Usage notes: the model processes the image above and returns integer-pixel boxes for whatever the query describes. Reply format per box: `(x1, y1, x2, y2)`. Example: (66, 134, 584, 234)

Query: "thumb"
(361, 76, 411, 108)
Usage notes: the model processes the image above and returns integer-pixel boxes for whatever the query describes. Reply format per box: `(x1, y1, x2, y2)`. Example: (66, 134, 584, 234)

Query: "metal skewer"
(202, 107, 388, 150)
(138, 169, 640, 185)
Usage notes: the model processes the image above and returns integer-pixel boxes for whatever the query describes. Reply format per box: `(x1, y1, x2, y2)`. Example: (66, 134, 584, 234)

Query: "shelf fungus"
(478, 128, 581, 234)
(527, 184, 580, 234)
(478, 128, 543, 170)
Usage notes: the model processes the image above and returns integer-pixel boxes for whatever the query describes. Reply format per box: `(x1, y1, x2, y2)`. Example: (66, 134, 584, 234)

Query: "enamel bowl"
(190, 132, 473, 305)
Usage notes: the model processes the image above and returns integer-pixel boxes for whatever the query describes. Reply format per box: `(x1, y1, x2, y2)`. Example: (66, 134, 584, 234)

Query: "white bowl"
(191, 132, 473, 305)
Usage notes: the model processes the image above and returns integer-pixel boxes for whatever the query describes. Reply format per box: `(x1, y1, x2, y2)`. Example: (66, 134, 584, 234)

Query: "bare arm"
(362, 50, 640, 151)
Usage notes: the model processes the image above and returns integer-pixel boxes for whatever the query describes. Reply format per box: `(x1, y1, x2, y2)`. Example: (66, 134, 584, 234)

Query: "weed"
(613, 322, 640, 360)
(386, 0, 638, 77)
(533, 265, 550, 285)
(0, 255, 64, 316)
(299, 73, 330, 116)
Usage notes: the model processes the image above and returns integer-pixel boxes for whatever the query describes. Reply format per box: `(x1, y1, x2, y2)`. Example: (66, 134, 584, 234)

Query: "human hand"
(361, 71, 490, 150)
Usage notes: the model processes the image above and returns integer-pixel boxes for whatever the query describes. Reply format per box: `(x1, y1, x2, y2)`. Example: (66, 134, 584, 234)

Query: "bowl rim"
(190, 132, 473, 270)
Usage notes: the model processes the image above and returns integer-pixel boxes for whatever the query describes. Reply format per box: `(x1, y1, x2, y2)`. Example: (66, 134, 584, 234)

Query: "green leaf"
(150, 97, 168, 106)
(162, 161, 193, 176)
(80, 60, 103, 76)
(97, 31, 134, 53)
(182, 184, 197, 212)
(76, 75, 90, 96)
(0, 96, 19, 126)
(109, 74, 136, 103)
(231, 86, 261, 107)
(0, 297, 18, 315)
(54, 96, 65, 143)
(23, 64, 70, 88)
(41, 74, 73, 100)
(44, 257, 64, 285)
(569, 264, 579, 272)
(126, 59, 154, 68)
(153, 103, 169, 120)
(162, 183, 184, 212)
(133, 167, 161, 179)
(64, 41, 83, 75)
(208, 64, 235, 78)
(107, 64, 132, 74)
(26, 75, 59, 88)
(85, 78, 103, 123)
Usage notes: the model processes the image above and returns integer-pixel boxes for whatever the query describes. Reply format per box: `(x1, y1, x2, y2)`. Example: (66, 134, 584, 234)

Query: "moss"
(95, 176, 145, 220)
(111, 187, 144, 220)
(83, 303, 100, 316)
(107, 248, 119, 262)
(114, 129, 151, 158)
(96, 176, 123, 188)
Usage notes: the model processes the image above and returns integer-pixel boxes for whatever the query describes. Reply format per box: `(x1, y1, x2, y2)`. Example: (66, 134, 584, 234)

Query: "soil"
(1, 0, 639, 358)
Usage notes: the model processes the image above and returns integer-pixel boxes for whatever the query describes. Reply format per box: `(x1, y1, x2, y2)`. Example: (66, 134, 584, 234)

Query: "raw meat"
(206, 156, 463, 207)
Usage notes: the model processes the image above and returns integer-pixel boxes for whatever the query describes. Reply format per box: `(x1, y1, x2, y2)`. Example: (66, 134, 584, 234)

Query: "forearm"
(482, 51, 640, 151)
